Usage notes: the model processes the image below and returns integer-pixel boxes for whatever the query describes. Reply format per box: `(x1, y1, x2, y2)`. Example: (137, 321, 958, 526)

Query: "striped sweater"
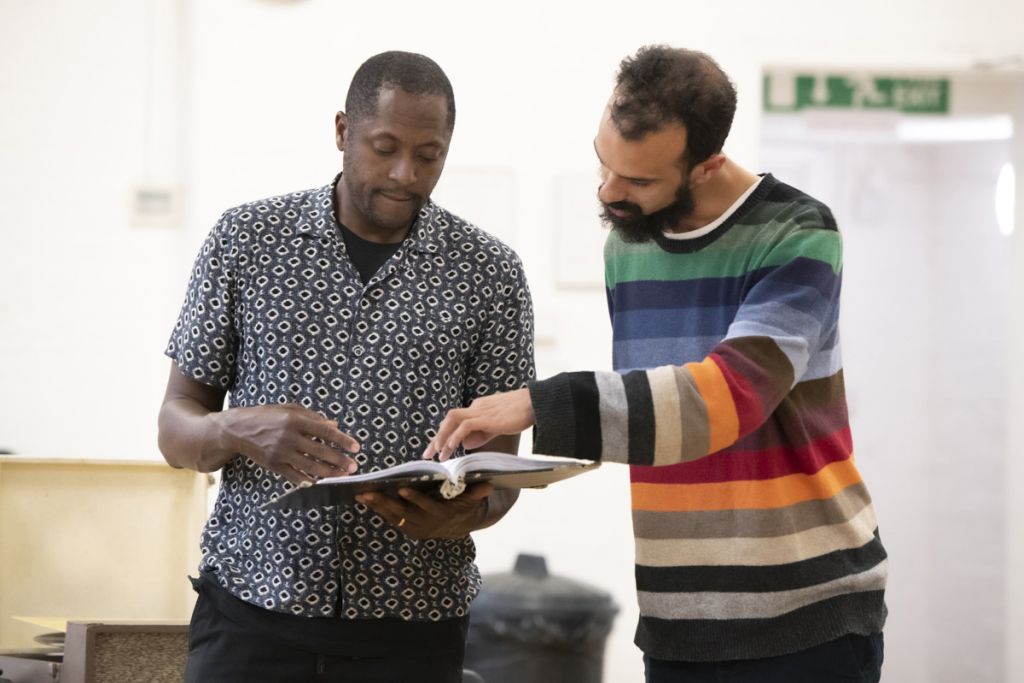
(528, 174, 887, 662)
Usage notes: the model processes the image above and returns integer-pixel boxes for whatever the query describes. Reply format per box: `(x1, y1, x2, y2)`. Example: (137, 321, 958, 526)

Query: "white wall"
(2, 0, 1024, 680)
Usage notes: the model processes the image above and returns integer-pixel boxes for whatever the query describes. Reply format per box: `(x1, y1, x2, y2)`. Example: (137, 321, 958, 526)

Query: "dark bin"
(465, 553, 619, 683)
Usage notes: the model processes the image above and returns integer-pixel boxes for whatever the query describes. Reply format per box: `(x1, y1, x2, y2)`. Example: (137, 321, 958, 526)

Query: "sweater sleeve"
(529, 225, 843, 464)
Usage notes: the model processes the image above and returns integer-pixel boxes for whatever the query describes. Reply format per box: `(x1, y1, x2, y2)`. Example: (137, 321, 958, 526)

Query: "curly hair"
(611, 46, 736, 164)
(345, 51, 455, 131)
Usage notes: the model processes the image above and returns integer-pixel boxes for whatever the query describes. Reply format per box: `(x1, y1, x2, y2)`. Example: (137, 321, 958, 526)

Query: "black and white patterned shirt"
(166, 179, 535, 620)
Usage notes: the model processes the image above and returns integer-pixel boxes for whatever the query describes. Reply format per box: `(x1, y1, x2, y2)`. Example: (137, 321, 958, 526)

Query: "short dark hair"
(611, 45, 736, 164)
(344, 51, 455, 131)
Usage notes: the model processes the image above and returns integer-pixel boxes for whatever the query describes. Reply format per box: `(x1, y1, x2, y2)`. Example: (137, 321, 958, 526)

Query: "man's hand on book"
(355, 483, 493, 539)
(214, 404, 361, 487)
(423, 388, 535, 462)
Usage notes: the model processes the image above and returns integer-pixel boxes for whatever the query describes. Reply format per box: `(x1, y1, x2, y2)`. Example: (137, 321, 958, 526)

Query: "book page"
(446, 452, 591, 476)
(317, 459, 447, 486)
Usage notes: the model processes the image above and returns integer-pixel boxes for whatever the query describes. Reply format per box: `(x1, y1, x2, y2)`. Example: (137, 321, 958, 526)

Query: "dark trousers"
(644, 633, 884, 683)
(185, 576, 468, 683)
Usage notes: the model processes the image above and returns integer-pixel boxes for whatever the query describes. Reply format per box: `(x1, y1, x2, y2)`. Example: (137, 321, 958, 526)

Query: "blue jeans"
(645, 633, 884, 683)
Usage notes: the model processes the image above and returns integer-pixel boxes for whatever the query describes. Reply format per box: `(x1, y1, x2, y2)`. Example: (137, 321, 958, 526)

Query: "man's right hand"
(158, 362, 360, 485)
(214, 404, 361, 486)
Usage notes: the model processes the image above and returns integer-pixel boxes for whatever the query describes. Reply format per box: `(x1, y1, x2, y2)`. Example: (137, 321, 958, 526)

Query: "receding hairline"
(344, 84, 454, 138)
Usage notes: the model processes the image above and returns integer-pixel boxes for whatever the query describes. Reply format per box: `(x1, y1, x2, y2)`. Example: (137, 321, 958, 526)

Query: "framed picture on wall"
(553, 173, 607, 290)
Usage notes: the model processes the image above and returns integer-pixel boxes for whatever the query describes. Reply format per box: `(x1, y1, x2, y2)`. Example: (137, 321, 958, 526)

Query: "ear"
(689, 153, 727, 186)
(335, 111, 348, 152)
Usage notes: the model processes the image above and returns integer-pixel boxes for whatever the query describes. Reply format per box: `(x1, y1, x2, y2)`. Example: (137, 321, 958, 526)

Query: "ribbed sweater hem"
(635, 590, 887, 662)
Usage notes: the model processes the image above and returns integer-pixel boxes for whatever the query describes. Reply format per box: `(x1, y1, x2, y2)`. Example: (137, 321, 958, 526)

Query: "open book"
(266, 451, 599, 510)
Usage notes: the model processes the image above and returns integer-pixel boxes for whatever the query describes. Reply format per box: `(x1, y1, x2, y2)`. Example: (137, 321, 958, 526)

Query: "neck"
(670, 158, 760, 233)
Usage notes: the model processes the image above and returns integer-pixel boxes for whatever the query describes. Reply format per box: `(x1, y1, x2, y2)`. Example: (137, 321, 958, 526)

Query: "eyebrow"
(593, 139, 657, 183)
(371, 132, 445, 150)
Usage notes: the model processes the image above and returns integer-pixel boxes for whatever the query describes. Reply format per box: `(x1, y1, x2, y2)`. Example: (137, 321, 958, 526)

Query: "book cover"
(265, 452, 599, 510)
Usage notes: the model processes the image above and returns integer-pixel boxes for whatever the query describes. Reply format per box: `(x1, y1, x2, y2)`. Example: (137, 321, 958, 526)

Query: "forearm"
(158, 398, 237, 473)
(477, 488, 518, 530)
(528, 358, 745, 466)
(527, 336, 797, 466)
(470, 432, 520, 530)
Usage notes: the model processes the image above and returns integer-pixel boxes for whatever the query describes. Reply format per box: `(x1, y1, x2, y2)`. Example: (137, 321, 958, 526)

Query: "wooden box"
(0, 458, 208, 650)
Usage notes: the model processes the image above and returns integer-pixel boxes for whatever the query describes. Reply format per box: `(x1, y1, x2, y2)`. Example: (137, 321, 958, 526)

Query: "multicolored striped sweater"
(528, 174, 887, 662)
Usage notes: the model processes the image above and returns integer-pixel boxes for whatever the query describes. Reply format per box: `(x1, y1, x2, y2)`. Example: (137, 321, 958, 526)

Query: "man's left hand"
(355, 482, 493, 539)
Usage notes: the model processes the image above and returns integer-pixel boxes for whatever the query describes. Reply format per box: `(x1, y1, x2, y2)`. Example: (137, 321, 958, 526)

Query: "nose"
(598, 175, 627, 205)
(388, 155, 417, 186)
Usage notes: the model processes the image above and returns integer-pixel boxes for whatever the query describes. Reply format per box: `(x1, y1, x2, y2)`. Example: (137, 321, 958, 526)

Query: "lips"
(378, 190, 415, 202)
(604, 204, 639, 220)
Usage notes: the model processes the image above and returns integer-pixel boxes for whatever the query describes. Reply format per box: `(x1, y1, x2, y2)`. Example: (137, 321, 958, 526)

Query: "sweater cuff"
(527, 374, 578, 458)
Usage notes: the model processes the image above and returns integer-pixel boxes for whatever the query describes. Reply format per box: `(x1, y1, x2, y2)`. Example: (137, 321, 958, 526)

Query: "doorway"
(760, 72, 1019, 683)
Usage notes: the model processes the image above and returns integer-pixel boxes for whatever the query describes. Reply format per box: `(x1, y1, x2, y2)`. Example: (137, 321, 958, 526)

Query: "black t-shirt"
(338, 223, 403, 284)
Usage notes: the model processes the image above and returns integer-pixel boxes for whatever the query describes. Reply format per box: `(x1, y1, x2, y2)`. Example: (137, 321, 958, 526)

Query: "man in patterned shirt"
(158, 51, 535, 683)
(426, 46, 886, 682)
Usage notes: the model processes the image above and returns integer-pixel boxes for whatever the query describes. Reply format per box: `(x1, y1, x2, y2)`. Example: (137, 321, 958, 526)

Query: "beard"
(341, 158, 426, 234)
(365, 188, 425, 231)
(600, 181, 696, 244)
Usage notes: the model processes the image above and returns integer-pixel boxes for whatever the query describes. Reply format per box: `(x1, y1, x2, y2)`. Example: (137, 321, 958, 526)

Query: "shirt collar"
(296, 175, 445, 256)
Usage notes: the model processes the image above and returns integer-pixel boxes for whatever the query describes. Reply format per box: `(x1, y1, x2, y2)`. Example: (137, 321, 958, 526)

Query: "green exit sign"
(764, 73, 950, 114)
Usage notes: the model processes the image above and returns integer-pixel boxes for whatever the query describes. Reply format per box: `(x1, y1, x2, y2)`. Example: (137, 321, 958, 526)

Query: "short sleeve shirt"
(165, 179, 536, 620)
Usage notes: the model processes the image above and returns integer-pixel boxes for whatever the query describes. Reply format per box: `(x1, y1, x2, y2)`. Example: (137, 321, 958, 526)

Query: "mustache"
(602, 200, 642, 216)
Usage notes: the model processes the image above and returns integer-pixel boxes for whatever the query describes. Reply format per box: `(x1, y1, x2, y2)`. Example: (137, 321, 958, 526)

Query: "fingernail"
(347, 462, 358, 473)
(299, 481, 313, 488)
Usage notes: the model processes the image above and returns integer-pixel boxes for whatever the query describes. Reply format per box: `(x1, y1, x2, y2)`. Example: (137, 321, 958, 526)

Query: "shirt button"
(352, 345, 364, 356)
